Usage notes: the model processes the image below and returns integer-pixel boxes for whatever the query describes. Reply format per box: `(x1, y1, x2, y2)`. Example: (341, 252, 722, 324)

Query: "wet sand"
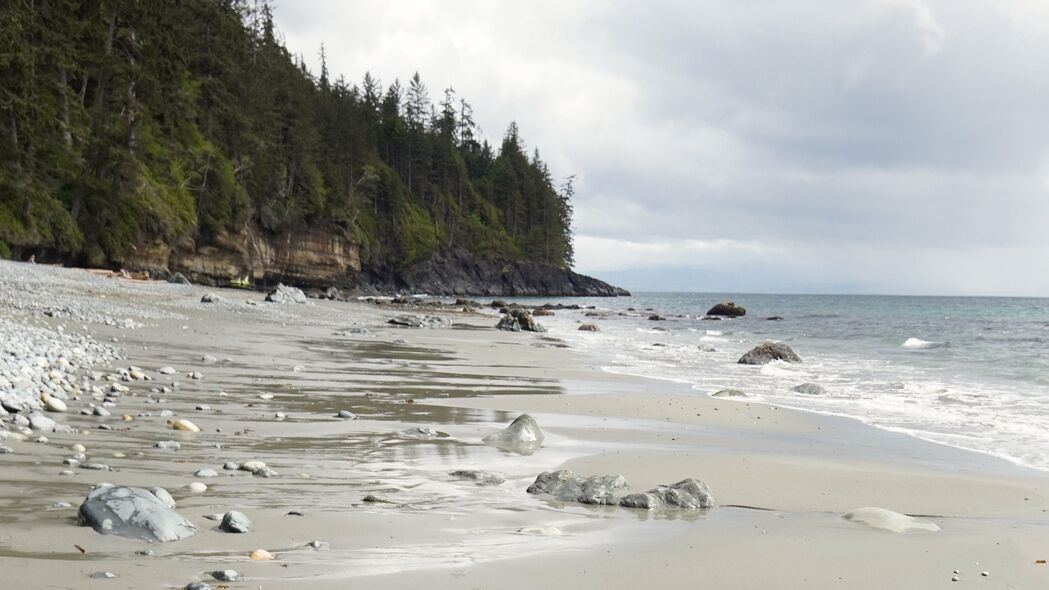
(0, 261, 1047, 589)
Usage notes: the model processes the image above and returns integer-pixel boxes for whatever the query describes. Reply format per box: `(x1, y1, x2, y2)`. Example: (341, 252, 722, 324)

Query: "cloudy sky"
(274, 0, 1049, 296)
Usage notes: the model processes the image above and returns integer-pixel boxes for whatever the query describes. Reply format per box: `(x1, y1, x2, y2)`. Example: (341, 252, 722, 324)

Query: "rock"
(526, 470, 628, 505)
(71, 443, 86, 453)
(648, 314, 665, 321)
(223, 461, 239, 470)
(711, 389, 747, 398)
(44, 396, 67, 413)
(496, 308, 545, 333)
(738, 342, 802, 365)
(482, 414, 544, 453)
(154, 440, 181, 451)
(706, 301, 746, 317)
(158, 366, 177, 375)
(450, 469, 505, 485)
(80, 462, 111, 470)
(399, 426, 444, 439)
(28, 412, 57, 432)
(90, 571, 118, 579)
(306, 540, 330, 550)
(186, 482, 207, 494)
(150, 487, 177, 509)
(211, 570, 242, 582)
(792, 382, 826, 395)
(578, 323, 600, 332)
(93, 406, 111, 417)
(387, 315, 450, 329)
(841, 507, 940, 533)
(265, 283, 307, 304)
(172, 419, 200, 432)
(249, 549, 274, 560)
(194, 468, 219, 478)
(200, 293, 224, 304)
(335, 410, 357, 419)
(201, 354, 218, 364)
(239, 460, 266, 472)
(185, 583, 213, 590)
(532, 308, 554, 316)
(77, 485, 198, 542)
(219, 510, 252, 533)
(619, 478, 715, 510)
(766, 315, 784, 321)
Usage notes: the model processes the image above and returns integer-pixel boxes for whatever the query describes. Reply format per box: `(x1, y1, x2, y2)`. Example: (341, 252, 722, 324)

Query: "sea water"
(493, 293, 1049, 472)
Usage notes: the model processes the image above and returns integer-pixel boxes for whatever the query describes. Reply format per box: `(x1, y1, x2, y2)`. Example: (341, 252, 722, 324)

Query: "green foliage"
(0, 0, 576, 270)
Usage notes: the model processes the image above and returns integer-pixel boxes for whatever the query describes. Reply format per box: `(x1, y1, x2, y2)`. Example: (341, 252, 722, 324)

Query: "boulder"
(265, 284, 308, 304)
(496, 308, 545, 333)
(618, 478, 715, 510)
(648, 314, 666, 321)
(706, 301, 746, 317)
(27, 412, 57, 432)
(77, 485, 198, 542)
(482, 414, 544, 453)
(526, 470, 628, 505)
(578, 323, 600, 332)
(738, 342, 801, 365)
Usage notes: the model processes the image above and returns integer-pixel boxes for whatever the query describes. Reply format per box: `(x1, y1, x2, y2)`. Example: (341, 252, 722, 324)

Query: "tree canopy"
(0, 0, 575, 269)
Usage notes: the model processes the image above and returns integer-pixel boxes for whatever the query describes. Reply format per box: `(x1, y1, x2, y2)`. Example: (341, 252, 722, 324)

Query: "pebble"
(93, 406, 111, 417)
(186, 482, 207, 494)
(59, 469, 74, 476)
(71, 443, 86, 453)
(195, 405, 210, 411)
(188, 372, 203, 380)
(90, 571, 117, 579)
(157, 367, 176, 375)
(79, 462, 110, 470)
(0, 445, 14, 454)
(336, 410, 357, 419)
(194, 468, 219, 478)
(211, 570, 241, 582)
(258, 393, 274, 400)
(239, 460, 266, 472)
(201, 355, 217, 364)
(981, 572, 989, 577)
(44, 396, 67, 413)
(172, 419, 200, 432)
(154, 440, 181, 451)
(249, 549, 274, 560)
(222, 461, 239, 470)
(306, 540, 330, 550)
(185, 583, 212, 590)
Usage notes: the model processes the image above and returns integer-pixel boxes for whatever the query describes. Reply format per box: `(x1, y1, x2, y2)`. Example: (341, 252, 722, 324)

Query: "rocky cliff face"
(121, 224, 361, 287)
(352, 249, 629, 297)
(121, 230, 625, 297)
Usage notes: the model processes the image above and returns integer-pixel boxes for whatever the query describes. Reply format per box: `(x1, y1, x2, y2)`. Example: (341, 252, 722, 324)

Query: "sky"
(273, 0, 1049, 296)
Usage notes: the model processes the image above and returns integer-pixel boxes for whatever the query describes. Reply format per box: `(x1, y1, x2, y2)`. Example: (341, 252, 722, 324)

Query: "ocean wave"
(902, 337, 948, 350)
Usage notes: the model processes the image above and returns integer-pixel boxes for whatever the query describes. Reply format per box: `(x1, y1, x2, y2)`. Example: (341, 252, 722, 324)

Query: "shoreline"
(0, 260, 1046, 589)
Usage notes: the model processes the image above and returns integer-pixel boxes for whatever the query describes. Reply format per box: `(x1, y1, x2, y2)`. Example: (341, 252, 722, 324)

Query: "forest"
(0, 0, 576, 273)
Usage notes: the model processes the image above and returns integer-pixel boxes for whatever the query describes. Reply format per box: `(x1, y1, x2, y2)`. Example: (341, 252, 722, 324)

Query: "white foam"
(902, 337, 947, 350)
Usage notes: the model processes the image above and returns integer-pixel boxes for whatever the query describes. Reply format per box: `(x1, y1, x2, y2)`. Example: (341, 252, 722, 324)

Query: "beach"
(0, 259, 1046, 589)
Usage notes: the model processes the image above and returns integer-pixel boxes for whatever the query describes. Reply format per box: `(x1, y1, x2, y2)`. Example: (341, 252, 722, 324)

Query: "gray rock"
(482, 414, 544, 453)
(450, 469, 506, 485)
(336, 409, 357, 419)
(306, 540, 330, 550)
(211, 570, 241, 582)
(149, 487, 177, 509)
(706, 301, 746, 317)
(619, 478, 716, 510)
(200, 293, 224, 304)
(90, 571, 118, 579)
(399, 426, 444, 439)
(222, 461, 239, 470)
(93, 406, 111, 417)
(79, 462, 110, 471)
(185, 583, 213, 590)
(77, 485, 198, 542)
(194, 468, 219, 478)
(738, 342, 802, 365)
(711, 389, 747, 398)
(154, 440, 181, 451)
(577, 323, 600, 332)
(28, 412, 57, 432)
(496, 308, 545, 333)
(252, 466, 279, 478)
(387, 315, 450, 329)
(792, 382, 826, 395)
(265, 283, 308, 304)
(219, 510, 252, 533)
(526, 470, 628, 505)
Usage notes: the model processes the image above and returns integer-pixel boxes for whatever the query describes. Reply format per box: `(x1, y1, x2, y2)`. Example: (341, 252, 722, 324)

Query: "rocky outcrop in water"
(264, 283, 308, 304)
(483, 414, 544, 453)
(77, 485, 198, 542)
(706, 301, 746, 317)
(738, 342, 802, 365)
(618, 478, 715, 510)
(495, 309, 545, 333)
(526, 470, 628, 505)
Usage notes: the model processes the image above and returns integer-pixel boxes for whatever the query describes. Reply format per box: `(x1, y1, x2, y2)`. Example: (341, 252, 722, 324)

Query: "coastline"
(0, 260, 1046, 589)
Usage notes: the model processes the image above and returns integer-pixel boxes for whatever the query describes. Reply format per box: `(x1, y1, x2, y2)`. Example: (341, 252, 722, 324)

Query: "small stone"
(188, 372, 202, 380)
(258, 393, 274, 400)
(249, 549, 274, 560)
(211, 570, 241, 582)
(219, 510, 252, 533)
(93, 406, 111, 417)
(306, 540, 330, 550)
(951, 576, 959, 582)
(239, 460, 266, 472)
(172, 419, 200, 432)
(222, 461, 238, 470)
(186, 482, 207, 494)
(981, 572, 989, 577)
(71, 443, 86, 453)
(158, 367, 177, 375)
(335, 410, 356, 419)
(79, 462, 110, 471)
(185, 583, 213, 590)
(134, 549, 154, 556)
(90, 571, 117, 579)
(194, 405, 210, 411)
(44, 397, 68, 413)
(154, 440, 181, 451)
(201, 354, 217, 364)
(194, 468, 219, 478)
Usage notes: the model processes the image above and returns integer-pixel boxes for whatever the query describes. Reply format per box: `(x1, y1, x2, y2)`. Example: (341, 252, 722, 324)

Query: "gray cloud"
(275, 0, 1049, 295)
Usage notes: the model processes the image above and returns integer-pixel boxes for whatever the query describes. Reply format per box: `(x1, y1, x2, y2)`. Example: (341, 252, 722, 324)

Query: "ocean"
(491, 293, 1049, 472)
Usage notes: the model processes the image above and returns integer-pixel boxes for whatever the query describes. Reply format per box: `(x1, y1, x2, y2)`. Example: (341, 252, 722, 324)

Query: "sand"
(0, 261, 1046, 589)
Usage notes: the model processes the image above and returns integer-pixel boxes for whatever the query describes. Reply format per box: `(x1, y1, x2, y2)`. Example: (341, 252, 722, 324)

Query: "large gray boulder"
(219, 510, 252, 533)
(482, 414, 544, 453)
(527, 470, 628, 505)
(618, 478, 715, 510)
(738, 342, 802, 365)
(265, 284, 308, 304)
(707, 301, 746, 317)
(77, 485, 198, 542)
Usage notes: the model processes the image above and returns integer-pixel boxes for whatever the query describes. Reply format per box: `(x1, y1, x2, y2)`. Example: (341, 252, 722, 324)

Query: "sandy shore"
(0, 260, 1046, 589)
